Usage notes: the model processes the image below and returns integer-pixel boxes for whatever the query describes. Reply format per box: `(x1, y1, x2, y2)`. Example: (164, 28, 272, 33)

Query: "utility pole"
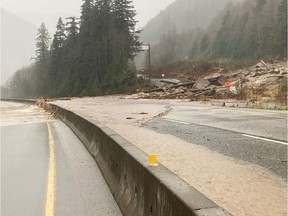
(141, 44, 151, 91)
(148, 44, 151, 91)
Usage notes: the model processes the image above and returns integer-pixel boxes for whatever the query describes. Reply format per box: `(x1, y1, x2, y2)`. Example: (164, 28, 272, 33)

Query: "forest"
(3, 0, 287, 98)
(142, 0, 286, 67)
(4, 0, 141, 98)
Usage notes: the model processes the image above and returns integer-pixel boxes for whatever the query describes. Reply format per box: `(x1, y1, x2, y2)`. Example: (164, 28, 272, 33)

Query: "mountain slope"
(140, 0, 244, 45)
(1, 8, 38, 85)
(190, 0, 286, 62)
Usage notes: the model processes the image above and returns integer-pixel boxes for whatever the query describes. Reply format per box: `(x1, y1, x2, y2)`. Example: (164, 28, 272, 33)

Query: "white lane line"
(242, 134, 288, 145)
(163, 118, 190, 125)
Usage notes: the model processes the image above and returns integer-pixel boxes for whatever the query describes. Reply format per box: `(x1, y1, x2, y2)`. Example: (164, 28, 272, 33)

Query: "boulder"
(207, 75, 227, 86)
(192, 78, 210, 90)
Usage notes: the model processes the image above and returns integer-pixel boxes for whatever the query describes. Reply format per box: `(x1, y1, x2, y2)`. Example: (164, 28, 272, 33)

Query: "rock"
(252, 72, 262, 77)
(269, 69, 280, 74)
(256, 68, 265, 72)
(174, 87, 185, 94)
(133, 60, 286, 101)
(207, 75, 227, 86)
(192, 78, 210, 90)
(205, 73, 228, 86)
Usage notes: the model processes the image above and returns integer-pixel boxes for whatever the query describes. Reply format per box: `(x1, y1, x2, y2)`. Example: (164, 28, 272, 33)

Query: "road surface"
(148, 103, 287, 179)
(1, 101, 122, 216)
(52, 98, 287, 179)
(49, 97, 287, 216)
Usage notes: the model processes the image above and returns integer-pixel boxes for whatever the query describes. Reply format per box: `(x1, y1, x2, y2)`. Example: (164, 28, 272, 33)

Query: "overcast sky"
(1, 0, 176, 28)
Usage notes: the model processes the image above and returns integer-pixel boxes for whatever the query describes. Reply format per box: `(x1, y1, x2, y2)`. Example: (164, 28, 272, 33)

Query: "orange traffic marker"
(225, 82, 232, 87)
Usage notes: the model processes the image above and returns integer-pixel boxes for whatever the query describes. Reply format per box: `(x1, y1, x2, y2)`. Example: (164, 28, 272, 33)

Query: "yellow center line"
(45, 123, 55, 216)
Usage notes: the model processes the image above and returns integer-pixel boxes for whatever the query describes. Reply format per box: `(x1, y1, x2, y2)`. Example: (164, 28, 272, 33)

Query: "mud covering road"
(52, 96, 287, 216)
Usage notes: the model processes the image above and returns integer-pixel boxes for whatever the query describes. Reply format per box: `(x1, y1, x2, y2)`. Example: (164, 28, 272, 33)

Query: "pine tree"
(277, 0, 287, 57)
(48, 17, 67, 96)
(78, 0, 95, 95)
(65, 17, 79, 42)
(213, 11, 233, 59)
(52, 17, 66, 50)
(200, 34, 209, 53)
(112, 0, 141, 60)
(7, 0, 141, 97)
(35, 23, 50, 62)
(109, 0, 141, 75)
(255, 0, 267, 11)
(80, 0, 94, 37)
(233, 12, 249, 59)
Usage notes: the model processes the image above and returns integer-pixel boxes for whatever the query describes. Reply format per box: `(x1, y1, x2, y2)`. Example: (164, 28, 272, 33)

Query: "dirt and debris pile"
(131, 60, 287, 103)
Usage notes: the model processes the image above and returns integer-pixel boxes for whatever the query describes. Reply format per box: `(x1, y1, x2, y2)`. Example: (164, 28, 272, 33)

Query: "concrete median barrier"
(1, 98, 37, 104)
(2, 98, 231, 216)
(43, 102, 231, 216)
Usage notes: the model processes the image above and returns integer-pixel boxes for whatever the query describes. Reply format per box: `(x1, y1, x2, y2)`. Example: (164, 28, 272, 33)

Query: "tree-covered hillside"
(4, 0, 141, 98)
(148, 0, 286, 67)
(190, 0, 287, 63)
(136, 0, 244, 68)
(140, 0, 244, 46)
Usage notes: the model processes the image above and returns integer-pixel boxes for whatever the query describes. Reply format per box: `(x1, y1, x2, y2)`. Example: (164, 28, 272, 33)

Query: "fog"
(1, 0, 176, 84)
(1, 0, 176, 28)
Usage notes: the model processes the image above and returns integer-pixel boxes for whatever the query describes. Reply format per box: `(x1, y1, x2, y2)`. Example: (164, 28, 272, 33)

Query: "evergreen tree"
(213, 11, 233, 59)
(52, 17, 66, 50)
(233, 12, 249, 59)
(98, 0, 113, 70)
(78, 0, 95, 94)
(35, 23, 51, 96)
(49, 17, 67, 96)
(200, 34, 209, 53)
(35, 23, 50, 62)
(6, 0, 141, 97)
(276, 0, 287, 57)
(255, 0, 267, 11)
(80, 0, 94, 39)
(65, 17, 79, 42)
(111, 0, 141, 68)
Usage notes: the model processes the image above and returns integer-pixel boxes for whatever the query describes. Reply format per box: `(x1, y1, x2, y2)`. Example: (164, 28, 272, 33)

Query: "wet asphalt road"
(1, 101, 122, 216)
(147, 103, 287, 179)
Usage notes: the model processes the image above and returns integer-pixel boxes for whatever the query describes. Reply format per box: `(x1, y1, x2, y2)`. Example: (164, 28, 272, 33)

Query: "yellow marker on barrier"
(149, 154, 157, 166)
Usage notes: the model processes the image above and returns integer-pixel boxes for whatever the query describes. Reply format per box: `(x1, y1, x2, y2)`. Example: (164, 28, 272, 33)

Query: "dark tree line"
(149, 0, 286, 66)
(6, 0, 141, 98)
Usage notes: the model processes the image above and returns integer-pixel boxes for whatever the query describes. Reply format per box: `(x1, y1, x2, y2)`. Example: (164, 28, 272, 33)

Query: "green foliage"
(36, 23, 50, 62)
(191, 0, 287, 62)
(52, 17, 66, 50)
(6, 0, 140, 98)
(276, 0, 287, 57)
(150, 0, 286, 67)
(152, 28, 203, 66)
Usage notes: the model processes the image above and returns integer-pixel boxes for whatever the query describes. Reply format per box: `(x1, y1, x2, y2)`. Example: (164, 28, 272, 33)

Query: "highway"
(1, 101, 122, 216)
(147, 103, 288, 179)
(7, 98, 285, 216)
(51, 97, 287, 179)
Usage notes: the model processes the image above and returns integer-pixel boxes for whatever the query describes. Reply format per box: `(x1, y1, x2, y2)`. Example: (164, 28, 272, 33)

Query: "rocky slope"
(130, 60, 287, 107)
